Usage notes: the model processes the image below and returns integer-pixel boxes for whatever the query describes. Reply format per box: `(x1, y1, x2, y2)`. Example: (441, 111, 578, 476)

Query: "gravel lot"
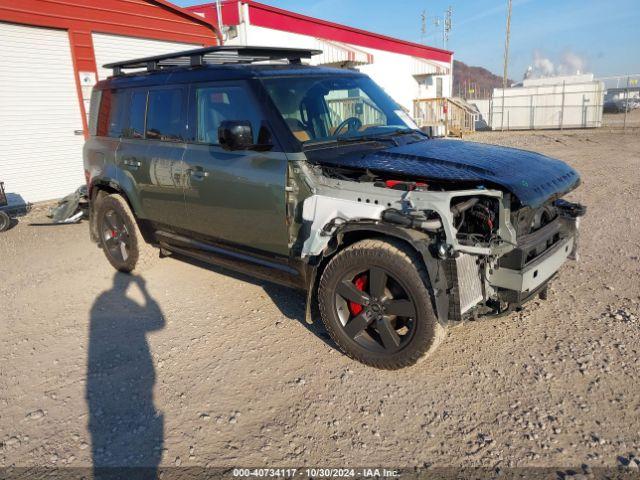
(1, 128, 639, 472)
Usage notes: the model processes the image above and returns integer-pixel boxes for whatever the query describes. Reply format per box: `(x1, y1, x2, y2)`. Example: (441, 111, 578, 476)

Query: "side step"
(155, 230, 306, 290)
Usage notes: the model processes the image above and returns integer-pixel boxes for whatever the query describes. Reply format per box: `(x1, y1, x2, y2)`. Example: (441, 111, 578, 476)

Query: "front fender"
(304, 220, 450, 327)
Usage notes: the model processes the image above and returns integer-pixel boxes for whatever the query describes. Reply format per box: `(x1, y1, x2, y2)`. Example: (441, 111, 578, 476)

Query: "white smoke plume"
(524, 50, 588, 79)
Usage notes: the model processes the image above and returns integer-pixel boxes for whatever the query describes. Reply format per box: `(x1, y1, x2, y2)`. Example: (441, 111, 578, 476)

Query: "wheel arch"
(89, 180, 155, 245)
(305, 221, 450, 327)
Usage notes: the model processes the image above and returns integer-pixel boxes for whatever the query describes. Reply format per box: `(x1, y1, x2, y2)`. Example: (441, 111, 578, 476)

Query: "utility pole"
(502, 0, 512, 91)
(444, 6, 453, 50)
(501, 0, 512, 130)
(420, 7, 452, 50)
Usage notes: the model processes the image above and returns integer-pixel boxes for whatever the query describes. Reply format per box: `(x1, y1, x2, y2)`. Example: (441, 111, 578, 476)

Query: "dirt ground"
(1, 128, 639, 472)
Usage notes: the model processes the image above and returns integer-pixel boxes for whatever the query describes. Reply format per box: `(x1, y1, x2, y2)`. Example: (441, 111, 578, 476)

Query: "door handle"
(122, 158, 142, 168)
(188, 167, 209, 180)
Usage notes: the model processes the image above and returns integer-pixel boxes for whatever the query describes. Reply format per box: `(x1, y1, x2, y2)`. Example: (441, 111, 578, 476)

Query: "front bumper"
(488, 212, 580, 304)
(489, 235, 574, 293)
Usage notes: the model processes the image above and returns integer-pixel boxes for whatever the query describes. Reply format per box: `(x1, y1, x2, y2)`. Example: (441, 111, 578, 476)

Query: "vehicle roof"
(96, 63, 364, 90)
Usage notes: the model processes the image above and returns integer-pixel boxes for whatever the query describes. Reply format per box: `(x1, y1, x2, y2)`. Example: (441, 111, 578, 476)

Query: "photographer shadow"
(86, 273, 165, 479)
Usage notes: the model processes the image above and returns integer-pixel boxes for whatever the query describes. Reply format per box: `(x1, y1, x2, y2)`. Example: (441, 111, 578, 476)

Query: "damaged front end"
(289, 145, 585, 326)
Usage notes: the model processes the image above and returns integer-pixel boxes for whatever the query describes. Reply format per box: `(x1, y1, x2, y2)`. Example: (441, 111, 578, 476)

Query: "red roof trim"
(150, 0, 223, 43)
(0, 0, 221, 45)
(186, 1, 240, 26)
(188, 0, 452, 63)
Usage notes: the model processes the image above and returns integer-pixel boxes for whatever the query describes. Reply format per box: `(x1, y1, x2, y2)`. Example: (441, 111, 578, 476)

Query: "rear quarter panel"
(84, 136, 146, 217)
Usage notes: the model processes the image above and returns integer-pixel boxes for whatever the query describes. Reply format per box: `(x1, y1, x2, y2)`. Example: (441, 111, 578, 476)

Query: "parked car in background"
(84, 47, 586, 369)
(603, 98, 637, 113)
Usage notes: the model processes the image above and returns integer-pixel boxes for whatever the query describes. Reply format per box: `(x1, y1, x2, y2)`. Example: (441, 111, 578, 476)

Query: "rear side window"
(195, 86, 263, 144)
(124, 91, 147, 139)
(96, 90, 112, 137)
(96, 90, 127, 138)
(146, 89, 186, 141)
(108, 92, 127, 138)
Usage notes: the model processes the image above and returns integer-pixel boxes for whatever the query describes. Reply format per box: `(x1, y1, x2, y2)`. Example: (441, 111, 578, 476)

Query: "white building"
(187, 0, 453, 114)
(472, 74, 605, 130)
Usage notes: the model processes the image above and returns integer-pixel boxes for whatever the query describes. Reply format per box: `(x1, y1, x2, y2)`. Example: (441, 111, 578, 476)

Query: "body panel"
(181, 147, 290, 256)
(132, 139, 188, 227)
(306, 139, 580, 208)
(84, 137, 121, 194)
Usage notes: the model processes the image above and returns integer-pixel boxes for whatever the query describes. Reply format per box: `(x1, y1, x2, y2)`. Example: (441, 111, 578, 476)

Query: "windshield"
(261, 75, 419, 145)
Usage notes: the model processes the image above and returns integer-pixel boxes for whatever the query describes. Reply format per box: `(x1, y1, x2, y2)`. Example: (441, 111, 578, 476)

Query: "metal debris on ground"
(47, 185, 89, 224)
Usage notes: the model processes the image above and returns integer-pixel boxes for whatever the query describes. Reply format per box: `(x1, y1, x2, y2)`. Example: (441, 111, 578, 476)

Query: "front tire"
(96, 194, 157, 273)
(318, 238, 445, 369)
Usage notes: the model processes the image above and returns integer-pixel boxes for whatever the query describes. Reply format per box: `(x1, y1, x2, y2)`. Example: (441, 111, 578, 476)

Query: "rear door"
(181, 81, 290, 256)
(117, 86, 189, 229)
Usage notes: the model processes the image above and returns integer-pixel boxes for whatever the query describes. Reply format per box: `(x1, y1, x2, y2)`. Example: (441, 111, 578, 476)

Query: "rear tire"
(96, 194, 157, 273)
(0, 211, 10, 232)
(318, 238, 445, 369)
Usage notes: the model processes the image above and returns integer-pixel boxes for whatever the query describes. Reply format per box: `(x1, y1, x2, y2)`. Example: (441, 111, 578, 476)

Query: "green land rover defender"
(84, 46, 585, 369)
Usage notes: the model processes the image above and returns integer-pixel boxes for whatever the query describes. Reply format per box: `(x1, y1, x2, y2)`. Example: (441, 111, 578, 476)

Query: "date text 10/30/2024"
(232, 468, 400, 478)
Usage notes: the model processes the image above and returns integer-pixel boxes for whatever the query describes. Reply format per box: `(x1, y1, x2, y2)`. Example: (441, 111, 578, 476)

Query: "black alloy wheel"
(334, 266, 417, 353)
(95, 194, 150, 273)
(318, 238, 444, 369)
(101, 208, 132, 265)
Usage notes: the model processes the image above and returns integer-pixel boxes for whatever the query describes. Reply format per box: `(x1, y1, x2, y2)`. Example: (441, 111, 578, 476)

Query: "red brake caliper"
(348, 274, 368, 316)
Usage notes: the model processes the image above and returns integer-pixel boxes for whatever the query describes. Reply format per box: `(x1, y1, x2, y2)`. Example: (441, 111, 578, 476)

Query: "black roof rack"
(103, 45, 323, 76)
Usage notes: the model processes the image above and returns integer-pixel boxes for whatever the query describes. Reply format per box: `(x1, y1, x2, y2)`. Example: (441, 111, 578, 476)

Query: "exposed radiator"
(445, 253, 484, 321)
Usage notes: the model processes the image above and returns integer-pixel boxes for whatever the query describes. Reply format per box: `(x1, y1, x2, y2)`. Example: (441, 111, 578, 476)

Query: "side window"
(146, 88, 186, 141)
(107, 91, 127, 138)
(97, 90, 127, 138)
(96, 90, 112, 137)
(124, 91, 147, 139)
(195, 86, 263, 144)
(88, 90, 102, 136)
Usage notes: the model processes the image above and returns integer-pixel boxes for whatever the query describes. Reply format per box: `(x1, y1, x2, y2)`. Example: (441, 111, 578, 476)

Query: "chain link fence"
(469, 81, 604, 131)
(465, 74, 640, 133)
(598, 74, 640, 131)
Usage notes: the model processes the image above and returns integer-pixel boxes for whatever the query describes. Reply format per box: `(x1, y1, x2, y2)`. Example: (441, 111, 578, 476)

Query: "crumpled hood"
(310, 138, 580, 208)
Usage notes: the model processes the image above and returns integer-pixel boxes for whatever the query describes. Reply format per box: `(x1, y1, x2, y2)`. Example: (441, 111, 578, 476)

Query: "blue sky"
(176, 0, 640, 79)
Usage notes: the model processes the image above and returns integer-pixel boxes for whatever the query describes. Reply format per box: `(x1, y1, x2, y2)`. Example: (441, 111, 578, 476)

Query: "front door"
(182, 82, 290, 256)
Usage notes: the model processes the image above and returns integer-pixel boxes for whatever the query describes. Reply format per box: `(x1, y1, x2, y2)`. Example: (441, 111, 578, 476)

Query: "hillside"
(453, 60, 513, 99)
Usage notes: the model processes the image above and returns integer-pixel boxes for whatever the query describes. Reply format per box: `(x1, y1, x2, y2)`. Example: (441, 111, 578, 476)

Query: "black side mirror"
(218, 120, 254, 151)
